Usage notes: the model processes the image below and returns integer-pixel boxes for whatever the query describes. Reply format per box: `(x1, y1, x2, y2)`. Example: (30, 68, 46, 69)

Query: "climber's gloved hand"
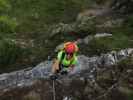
(60, 70, 68, 75)
(60, 68, 68, 75)
(50, 74, 58, 80)
(68, 65, 75, 71)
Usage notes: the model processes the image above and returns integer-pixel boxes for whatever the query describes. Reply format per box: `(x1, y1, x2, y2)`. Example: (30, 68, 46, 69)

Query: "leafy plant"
(0, 40, 24, 70)
(0, 16, 17, 34)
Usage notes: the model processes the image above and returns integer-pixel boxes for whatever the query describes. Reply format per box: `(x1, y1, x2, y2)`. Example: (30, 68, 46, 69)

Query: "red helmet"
(64, 42, 76, 53)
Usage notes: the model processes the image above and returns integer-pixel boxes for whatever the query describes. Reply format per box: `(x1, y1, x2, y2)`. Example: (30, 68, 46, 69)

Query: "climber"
(51, 42, 79, 79)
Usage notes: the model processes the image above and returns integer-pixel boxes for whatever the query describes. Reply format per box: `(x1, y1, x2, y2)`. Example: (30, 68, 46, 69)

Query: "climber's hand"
(50, 74, 58, 80)
(68, 65, 75, 72)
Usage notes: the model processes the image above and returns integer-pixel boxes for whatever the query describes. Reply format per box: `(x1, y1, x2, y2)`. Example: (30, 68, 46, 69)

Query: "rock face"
(48, 8, 102, 38)
(55, 33, 112, 52)
(111, 0, 133, 14)
(0, 48, 132, 96)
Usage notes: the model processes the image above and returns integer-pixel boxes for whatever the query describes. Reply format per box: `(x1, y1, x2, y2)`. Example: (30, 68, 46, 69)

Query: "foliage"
(0, 0, 17, 36)
(0, 16, 17, 34)
(128, 91, 133, 100)
(0, 0, 11, 14)
(0, 39, 30, 73)
(0, 40, 19, 64)
(83, 31, 133, 56)
(9, 0, 94, 33)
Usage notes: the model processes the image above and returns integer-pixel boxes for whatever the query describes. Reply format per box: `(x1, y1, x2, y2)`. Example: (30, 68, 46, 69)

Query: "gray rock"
(0, 48, 132, 93)
(94, 33, 112, 38)
(55, 33, 112, 52)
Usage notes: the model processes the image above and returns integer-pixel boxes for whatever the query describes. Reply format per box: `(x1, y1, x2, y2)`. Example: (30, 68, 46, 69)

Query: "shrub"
(85, 32, 132, 56)
(0, 0, 10, 13)
(0, 16, 17, 34)
(0, 40, 24, 69)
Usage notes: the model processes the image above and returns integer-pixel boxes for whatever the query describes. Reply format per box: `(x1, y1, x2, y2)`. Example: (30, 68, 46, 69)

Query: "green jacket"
(57, 50, 78, 66)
